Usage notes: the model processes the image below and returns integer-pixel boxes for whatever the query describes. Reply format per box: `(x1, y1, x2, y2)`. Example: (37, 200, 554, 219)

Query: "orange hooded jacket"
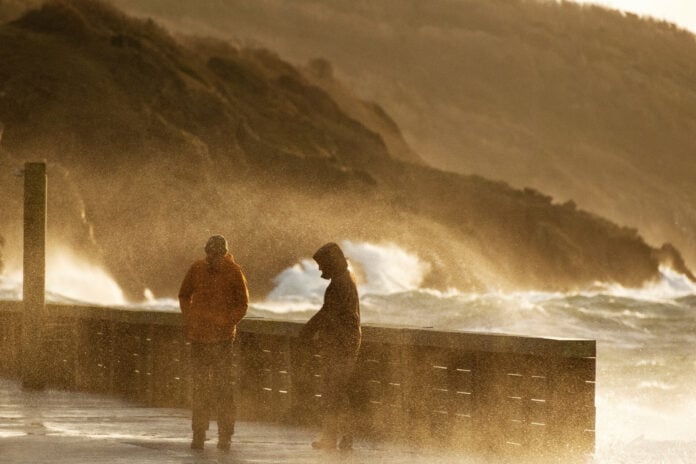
(178, 253, 249, 343)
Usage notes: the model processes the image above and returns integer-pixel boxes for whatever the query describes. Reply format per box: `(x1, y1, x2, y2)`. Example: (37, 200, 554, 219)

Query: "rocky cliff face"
(0, 0, 690, 300)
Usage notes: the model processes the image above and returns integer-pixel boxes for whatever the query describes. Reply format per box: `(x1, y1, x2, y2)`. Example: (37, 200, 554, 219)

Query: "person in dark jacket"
(299, 242, 361, 450)
(178, 235, 249, 451)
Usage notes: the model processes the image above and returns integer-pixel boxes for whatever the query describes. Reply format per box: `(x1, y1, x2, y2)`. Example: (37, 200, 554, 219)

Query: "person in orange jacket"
(178, 235, 249, 451)
(299, 242, 361, 450)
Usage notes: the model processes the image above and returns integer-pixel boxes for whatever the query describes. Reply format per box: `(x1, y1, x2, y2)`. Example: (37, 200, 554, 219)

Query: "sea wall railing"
(0, 301, 595, 457)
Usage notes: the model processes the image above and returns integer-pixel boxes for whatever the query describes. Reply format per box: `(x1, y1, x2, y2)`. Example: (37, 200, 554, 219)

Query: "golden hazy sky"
(571, 0, 696, 34)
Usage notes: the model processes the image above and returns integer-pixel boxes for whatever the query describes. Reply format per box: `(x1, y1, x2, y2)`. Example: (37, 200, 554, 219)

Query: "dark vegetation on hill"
(101, 0, 696, 277)
(0, 0, 692, 300)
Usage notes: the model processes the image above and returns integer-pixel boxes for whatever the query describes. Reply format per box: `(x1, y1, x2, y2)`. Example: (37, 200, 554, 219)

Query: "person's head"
(313, 242, 348, 280)
(204, 235, 228, 260)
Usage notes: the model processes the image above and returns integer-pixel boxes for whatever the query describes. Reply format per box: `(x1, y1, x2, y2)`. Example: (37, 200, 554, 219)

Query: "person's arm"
(299, 282, 337, 340)
(229, 268, 249, 326)
(299, 307, 328, 340)
(178, 266, 195, 315)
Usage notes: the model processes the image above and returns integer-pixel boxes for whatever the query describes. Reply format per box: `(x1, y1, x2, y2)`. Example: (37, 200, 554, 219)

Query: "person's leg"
(289, 338, 316, 421)
(312, 355, 355, 449)
(335, 357, 357, 450)
(211, 341, 236, 450)
(191, 343, 212, 449)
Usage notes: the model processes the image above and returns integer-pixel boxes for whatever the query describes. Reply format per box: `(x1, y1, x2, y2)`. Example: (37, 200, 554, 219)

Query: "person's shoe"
(217, 436, 231, 452)
(338, 435, 353, 451)
(311, 437, 337, 450)
(190, 439, 205, 450)
(190, 431, 205, 450)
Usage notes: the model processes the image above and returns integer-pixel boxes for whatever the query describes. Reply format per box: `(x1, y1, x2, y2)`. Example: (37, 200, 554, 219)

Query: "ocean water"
(2, 240, 695, 463)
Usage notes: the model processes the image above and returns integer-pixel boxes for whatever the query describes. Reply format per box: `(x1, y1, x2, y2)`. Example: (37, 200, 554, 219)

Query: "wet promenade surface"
(0, 378, 479, 464)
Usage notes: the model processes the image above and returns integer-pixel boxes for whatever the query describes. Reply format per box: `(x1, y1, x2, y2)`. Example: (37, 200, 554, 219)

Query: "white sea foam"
(637, 380, 676, 391)
(264, 258, 326, 310)
(1, 240, 696, 461)
(342, 240, 430, 294)
(0, 272, 22, 301)
(257, 240, 431, 312)
(0, 246, 125, 306)
(583, 266, 696, 301)
(46, 247, 125, 306)
(259, 242, 696, 315)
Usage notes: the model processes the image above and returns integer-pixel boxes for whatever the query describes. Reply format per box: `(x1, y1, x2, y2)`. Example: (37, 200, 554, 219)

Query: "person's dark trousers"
(320, 353, 357, 442)
(190, 341, 236, 442)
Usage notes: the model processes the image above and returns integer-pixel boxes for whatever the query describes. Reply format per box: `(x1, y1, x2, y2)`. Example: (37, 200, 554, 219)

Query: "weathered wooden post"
(22, 161, 47, 389)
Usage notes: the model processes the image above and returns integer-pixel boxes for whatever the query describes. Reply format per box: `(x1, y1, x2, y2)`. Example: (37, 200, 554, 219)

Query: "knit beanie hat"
(205, 235, 228, 256)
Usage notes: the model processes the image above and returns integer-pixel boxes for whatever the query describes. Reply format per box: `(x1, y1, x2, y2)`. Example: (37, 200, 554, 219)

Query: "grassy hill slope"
(100, 0, 696, 274)
(0, 0, 690, 300)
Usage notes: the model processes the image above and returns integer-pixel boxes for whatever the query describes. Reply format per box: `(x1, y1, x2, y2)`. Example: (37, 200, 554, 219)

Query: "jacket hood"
(205, 234, 228, 255)
(313, 242, 348, 278)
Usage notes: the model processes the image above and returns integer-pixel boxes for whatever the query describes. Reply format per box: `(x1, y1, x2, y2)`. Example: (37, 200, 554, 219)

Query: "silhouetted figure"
(299, 242, 361, 450)
(178, 235, 249, 451)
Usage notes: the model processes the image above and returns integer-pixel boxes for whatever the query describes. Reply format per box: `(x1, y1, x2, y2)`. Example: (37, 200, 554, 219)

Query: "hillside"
(0, 0, 691, 301)
(100, 0, 696, 276)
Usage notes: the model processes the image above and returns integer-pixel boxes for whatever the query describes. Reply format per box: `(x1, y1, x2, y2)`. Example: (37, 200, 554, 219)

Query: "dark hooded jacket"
(300, 243, 361, 358)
